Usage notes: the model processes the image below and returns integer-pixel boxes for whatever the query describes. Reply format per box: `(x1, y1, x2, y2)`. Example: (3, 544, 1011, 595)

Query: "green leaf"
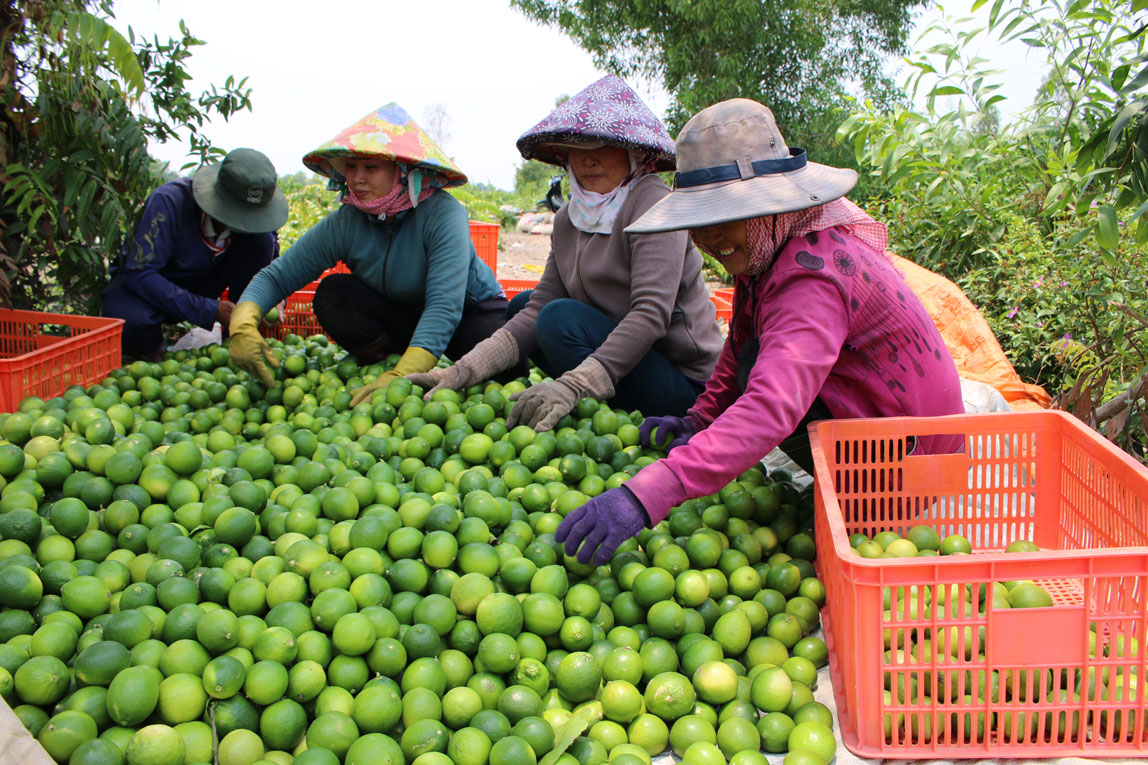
(1067, 228, 1091, 249)
(75, 180, 99, 224)
(1123, 64, 1148, 95)
(539, 706, 602, 765)
(853, 126, 871, 164)
(928, 85, 965, 97)
(1107, 101, 1146, 156)
(1096, 204, 1120, 250)
(1128, 199, 1148, 222)
(67, 12, 147, 94)
(1041, 182, 1069, 215)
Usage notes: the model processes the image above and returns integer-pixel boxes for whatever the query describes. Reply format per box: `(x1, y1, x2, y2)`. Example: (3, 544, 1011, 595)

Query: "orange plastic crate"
(470, 221, 499, 274)
(498, 279, 539, 300)
(711, 287, 733, 321)
(810, 410, 1148, 758)
(0, 309, 123, 411)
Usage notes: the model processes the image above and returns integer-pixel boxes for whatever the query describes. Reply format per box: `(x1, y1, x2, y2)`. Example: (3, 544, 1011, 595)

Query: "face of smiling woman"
(689, 219, 751, 276)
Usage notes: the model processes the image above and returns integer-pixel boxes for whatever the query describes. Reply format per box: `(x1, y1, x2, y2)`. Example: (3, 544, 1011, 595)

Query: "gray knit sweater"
(505, 174, 723, 384)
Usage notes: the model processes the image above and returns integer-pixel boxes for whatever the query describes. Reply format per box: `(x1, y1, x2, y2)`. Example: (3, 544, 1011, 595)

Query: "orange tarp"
(891, 253, 1052, 411)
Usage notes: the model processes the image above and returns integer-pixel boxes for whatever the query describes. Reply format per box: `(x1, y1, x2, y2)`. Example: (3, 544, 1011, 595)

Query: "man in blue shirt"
(101, 148, 288, 360)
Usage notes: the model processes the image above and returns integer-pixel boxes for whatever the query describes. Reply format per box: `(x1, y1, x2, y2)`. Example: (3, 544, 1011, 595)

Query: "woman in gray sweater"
(409, 75, 724, 430)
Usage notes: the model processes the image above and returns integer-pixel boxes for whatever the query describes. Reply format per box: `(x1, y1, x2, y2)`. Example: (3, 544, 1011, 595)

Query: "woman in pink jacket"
(557, 98, 964, 565)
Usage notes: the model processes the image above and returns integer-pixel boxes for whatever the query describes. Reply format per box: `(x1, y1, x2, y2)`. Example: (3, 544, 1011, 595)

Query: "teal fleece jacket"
(240, 190, 501, 357)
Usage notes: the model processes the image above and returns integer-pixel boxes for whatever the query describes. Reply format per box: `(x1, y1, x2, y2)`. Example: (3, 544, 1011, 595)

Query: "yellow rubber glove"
(350, 346, 438, 407)
(228, 301, 279, 387)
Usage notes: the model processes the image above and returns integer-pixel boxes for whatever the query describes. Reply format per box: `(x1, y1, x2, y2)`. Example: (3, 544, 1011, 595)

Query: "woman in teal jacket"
(229, 104, 510, 403)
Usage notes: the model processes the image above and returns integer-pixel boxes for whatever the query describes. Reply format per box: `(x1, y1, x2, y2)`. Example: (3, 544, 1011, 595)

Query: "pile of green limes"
(0, 335, 836, 765)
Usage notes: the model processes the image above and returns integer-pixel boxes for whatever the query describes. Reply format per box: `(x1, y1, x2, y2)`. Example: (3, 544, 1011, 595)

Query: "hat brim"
(193, 164, 289, 234)
(625, 164, 858, 234)
(518, 133, 676, 173)
(302, 152, 468, 188)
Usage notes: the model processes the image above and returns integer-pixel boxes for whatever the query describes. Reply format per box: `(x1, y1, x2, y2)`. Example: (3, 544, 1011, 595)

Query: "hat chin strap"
(674, 148, 806, 188)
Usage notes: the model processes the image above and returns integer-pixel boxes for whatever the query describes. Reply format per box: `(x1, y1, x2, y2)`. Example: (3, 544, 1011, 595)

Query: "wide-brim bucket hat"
(626, 99, 857, 233)
(192, 148, 288, 234)
(517, 75, 677, 172)
(303, 103, 467, 187)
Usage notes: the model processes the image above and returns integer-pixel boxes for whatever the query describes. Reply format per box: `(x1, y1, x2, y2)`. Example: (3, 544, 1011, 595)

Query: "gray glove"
(507, 356, 615, 431)
(407, 329, 519, 399)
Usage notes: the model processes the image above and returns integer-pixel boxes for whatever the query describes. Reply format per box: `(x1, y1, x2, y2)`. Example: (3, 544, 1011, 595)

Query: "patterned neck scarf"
(341, 167, 439, 220)
(743, 198, 888, 277)
(200, 214, 231, 257)
(566, 151, 656, 234)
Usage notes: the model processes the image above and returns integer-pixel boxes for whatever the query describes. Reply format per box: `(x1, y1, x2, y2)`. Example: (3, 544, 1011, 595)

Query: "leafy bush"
(278, 176, 339, 251)
(842, 0, 1147, 459)
(448, 185, 510, 225)
(1, 1, 252, 313)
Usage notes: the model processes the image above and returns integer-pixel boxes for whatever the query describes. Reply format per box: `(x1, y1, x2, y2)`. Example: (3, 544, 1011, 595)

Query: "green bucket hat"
(192, 148, 288, 234)
(302, 103, 467, 187)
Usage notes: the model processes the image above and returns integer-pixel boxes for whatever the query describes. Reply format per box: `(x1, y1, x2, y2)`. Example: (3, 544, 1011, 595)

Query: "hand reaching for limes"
(406, 364, 469, 399)
(507, 380, 578, 431)
(508, 355, 615, 432)
(555, 486, 649, 565)
(638, 414, 698, 451)
(350, 347, 438, 407)
(408, 330, 520, 400)
(228, 301, 278, 387)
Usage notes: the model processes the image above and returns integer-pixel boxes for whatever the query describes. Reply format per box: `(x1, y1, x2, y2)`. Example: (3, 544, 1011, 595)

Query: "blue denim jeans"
(508, 291, 704, 417)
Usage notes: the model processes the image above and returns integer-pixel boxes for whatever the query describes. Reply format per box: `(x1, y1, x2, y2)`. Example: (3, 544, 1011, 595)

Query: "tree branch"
(1094, 372, 1147, 422)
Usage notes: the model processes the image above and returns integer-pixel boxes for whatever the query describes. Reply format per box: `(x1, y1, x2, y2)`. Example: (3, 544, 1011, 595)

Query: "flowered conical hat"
(517, 75, 676, 172)
(303, 103, 467, 186)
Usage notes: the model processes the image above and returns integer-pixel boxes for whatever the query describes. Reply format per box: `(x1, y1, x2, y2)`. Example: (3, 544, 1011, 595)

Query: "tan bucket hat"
(626, 99, 857, 233)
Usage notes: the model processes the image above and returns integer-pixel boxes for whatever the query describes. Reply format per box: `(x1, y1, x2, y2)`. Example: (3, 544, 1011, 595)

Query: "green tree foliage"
(509, 0, 923, 180)
(840, 0, 1147, 459)
(0, 0, 253, 312)
(277, 176, 339, 251)
(514, 159, 561, 209)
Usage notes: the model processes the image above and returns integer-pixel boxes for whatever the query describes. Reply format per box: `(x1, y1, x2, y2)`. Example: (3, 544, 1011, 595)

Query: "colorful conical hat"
(303, 103, 467, 186)
(517, 75, 676, 172)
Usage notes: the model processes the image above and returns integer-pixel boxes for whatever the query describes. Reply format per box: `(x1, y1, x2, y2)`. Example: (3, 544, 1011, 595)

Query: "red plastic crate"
(266, 288, 322, 340)
(0, 309, 123, 411)
(470, 221, 499, 275)
(320, 261, 351, 277)
(810, 410, 1148, 758)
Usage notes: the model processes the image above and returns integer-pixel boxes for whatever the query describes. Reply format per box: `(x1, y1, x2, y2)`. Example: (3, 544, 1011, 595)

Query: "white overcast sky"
(110, 0, 1043, 190)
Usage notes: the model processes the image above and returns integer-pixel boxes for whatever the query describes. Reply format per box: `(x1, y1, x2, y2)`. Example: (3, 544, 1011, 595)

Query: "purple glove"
(556, 486, 649, 565)
(638, 415, 697, 451)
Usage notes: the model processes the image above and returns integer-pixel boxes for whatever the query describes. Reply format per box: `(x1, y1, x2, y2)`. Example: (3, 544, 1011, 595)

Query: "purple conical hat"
(517, 75, 676, 172)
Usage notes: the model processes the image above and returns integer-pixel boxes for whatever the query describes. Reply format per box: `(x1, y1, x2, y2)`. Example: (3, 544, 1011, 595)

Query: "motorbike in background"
(538, 175, 564, 212)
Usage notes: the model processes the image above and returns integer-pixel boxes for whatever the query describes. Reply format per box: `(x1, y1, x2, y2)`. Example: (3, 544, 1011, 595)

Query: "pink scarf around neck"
(342, 174, 436, 219)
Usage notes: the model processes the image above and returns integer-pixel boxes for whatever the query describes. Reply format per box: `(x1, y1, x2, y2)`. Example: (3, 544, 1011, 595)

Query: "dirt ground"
(494, 229, 728, 299)
(494, 230, 552, 280)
